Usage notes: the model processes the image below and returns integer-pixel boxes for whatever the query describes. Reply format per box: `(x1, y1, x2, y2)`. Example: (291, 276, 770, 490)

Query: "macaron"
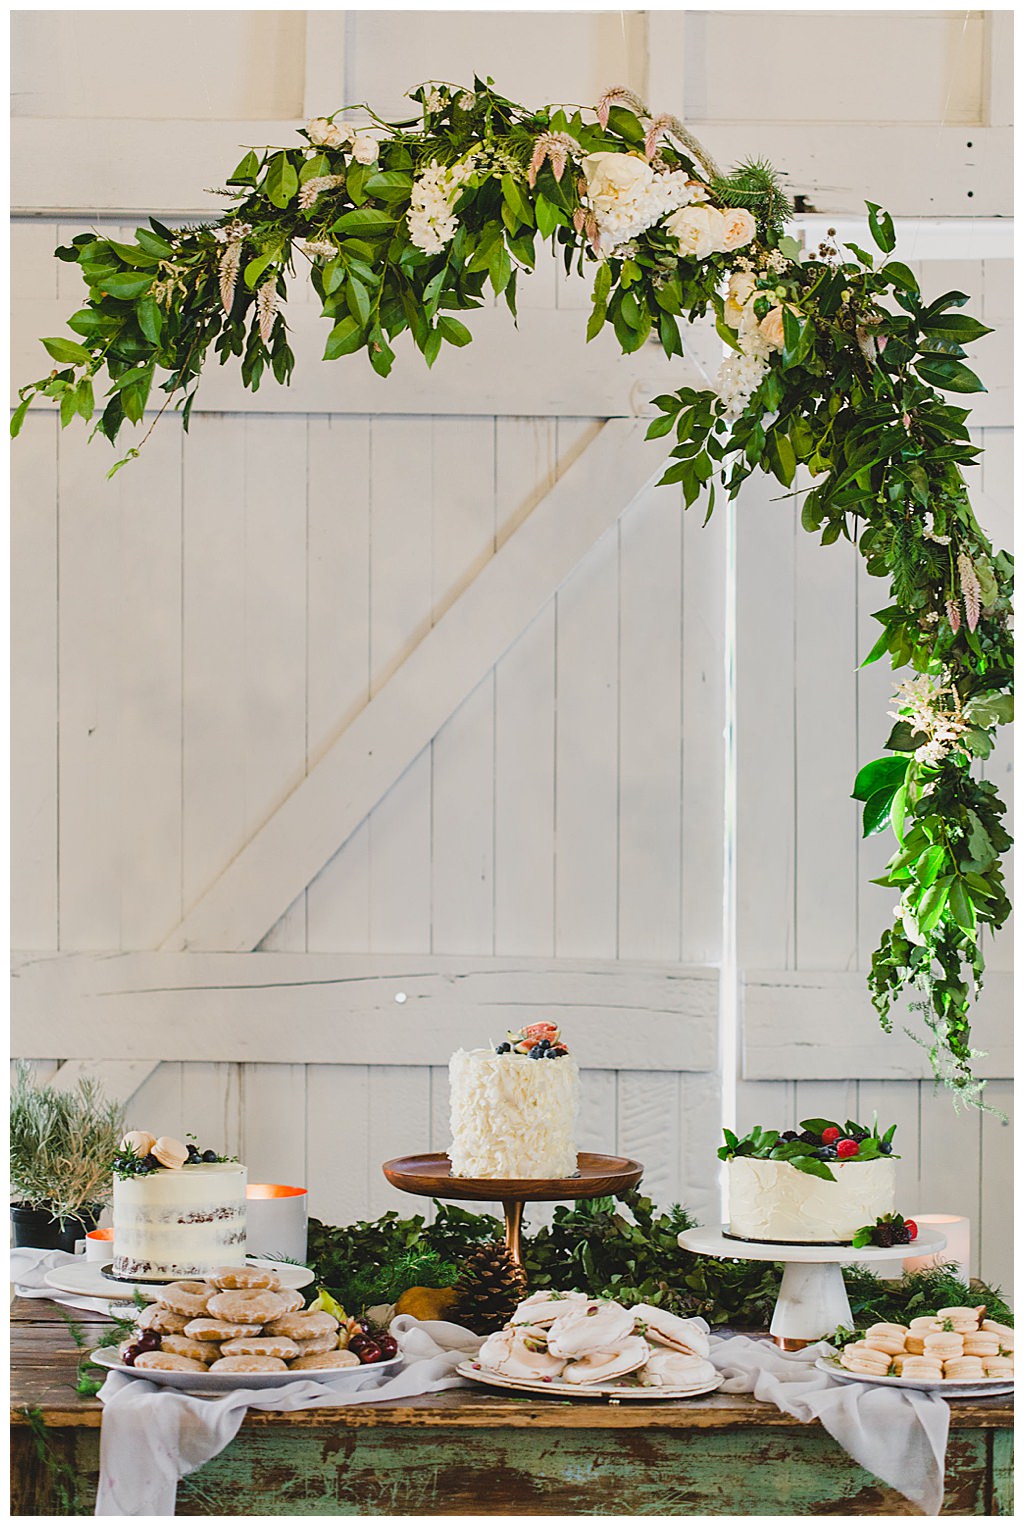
(943, 1356, 986, 1382)
(840, 1345, 889, 1376)
(865, 1322, 908, 1340)
(900, 1357, 943, 1382)
(863, 1332, 906, 1357)
(908, 1317, 941, 1334)
(924, 1331, 964, 1359)
(904, 1335, 927, 1356)
(962, 1334, 1000, 1358)
(982, 1356, 1014, 1378)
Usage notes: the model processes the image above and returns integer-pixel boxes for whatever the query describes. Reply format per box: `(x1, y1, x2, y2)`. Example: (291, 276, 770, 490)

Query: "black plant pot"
(10, 1203, 100, 1253)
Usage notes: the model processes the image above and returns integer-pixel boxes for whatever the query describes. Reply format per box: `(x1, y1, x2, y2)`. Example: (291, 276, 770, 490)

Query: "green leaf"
(346, 277, 370, 327)
(890, 782, 907, 843)
(645, 412, 675, 440)
(265, 151, 299, 209)
(136, 296, 163, 346)
(534, 194, 561, 240)
(851, 755, 909, 803)
(244, 254, 274, 290)
(863, 785, 897, 838)
(920, 313, 992, 344)
(134, 227, 174, 259)
(60, 388, 77, 428)
(917, 877, 951, 933)
(866, 201, 896, 254)
(799, 1118, 837, 1136)
(75, 377, 94, 422)
(331, 208, 396, 237)
(916, 356, 986, 394)
(363, 170, 414, 202)
(852, 1228, 873, 1249)
(228, 150, 261, 186)
(96, 272, 155, 300)
(323, 315, 364, 360)
(42, 337, 92, 365)
(915, 844, 948, 888)
(658, 310, 682, 359)
(10, 396, 31, 437)
(884, 261, 919, 294)
(947, 878, 977, 936)
(437, 315, 472, 348)
(791, 1157, 837, 1182)
(501, 173, 534, 227)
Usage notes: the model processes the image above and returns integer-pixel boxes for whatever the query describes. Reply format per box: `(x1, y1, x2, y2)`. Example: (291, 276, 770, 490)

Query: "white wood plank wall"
(10, 11, 1012, 1291)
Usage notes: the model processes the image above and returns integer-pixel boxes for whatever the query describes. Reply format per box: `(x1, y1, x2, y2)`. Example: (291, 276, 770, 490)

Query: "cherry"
(377, 1335, 398, 1359)
(357, 1341, 384, 1364)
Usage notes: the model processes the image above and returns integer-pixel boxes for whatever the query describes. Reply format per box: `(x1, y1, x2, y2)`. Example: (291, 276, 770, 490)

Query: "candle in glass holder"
(245, 1184, 308, 1265)
(903, 1214, 970, 1284)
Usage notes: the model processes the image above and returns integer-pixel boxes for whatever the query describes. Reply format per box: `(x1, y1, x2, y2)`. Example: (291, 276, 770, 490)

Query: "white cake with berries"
(112, 1131, 248, 1280)
(722, 1117, 898, 1244)
(448, 1024, 580, 1179)
(727, 1158, 896, 1244)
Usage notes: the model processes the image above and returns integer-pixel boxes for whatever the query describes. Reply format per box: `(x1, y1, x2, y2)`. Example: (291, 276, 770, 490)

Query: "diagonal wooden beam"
(161, 418, 672, 952)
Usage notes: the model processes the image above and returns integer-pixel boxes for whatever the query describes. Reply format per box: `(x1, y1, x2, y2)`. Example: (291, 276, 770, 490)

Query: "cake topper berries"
(495, 1022, 569, 1059)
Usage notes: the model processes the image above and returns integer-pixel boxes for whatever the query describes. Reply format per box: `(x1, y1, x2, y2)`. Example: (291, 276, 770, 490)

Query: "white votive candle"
(245, 1184, 308, 1265)
(903, 1214, 970, 1283)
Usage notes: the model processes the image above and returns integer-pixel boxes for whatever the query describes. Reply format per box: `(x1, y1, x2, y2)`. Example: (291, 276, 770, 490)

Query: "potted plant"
(10, 1064, 126, 1251)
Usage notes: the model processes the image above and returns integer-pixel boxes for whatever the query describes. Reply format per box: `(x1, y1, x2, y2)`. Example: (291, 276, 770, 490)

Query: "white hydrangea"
(715, 351, 768, 417)
(407, 157, 475, 255)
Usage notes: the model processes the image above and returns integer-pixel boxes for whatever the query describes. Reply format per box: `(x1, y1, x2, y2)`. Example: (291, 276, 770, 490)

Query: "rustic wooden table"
(10, 1298, 1013, 1515)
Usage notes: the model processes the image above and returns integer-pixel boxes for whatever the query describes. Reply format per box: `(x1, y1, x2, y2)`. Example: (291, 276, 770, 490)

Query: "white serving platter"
(817, 1356, 1013, 1398)
(44, 1257, 314, 1302)
(457, 1359, 723, 1401)
(90, 1346, 401, 1393)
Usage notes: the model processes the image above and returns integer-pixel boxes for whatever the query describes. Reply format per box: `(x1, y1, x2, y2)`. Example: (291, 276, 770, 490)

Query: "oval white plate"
(817, 1356, 1012, 1397)
(44, 1257, 314, 1302)
(457, 1359, 723, 1401)
(91, 1346, 402, 1393)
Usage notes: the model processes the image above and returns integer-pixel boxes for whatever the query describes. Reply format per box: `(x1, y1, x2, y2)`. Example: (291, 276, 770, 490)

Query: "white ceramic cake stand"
(678, 1225, 947, 1347)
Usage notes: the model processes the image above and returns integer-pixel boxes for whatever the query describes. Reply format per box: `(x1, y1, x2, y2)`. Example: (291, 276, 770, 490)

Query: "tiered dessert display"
(459, 1289, 721, 1399)
(679, 1116, 947, 1346)
(383, 1024, 643, 1266)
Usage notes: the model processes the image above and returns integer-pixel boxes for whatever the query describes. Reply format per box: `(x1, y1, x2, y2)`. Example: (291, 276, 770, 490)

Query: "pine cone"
(451, 1240, 527, 1335)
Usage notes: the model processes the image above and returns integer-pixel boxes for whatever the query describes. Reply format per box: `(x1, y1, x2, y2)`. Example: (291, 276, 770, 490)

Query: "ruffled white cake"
(448, 1045, 580, 1179)
(113, 1162, 248, 1280)
(727, 1157, 896, 1244)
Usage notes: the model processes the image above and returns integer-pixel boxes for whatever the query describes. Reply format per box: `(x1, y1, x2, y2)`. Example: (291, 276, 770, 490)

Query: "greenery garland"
(13, 78, 1012, 1099)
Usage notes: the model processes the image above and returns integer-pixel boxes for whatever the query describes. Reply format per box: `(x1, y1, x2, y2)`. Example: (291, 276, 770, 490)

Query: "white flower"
(349, 134, 378, 165)
(407, 157, 475, 255)
(578, 154, 698, 256)
(720, 206, 757, 251)
(306, 117, 346, 150)
(758, 306, 787, 349)
(723, 270, 756, 328)
(922, 512, 951, 545)
(582, 152, 655, 213)
(715, 351, 768, 417)
(296, 239, 336, 260)
(664, 203, 726, 259)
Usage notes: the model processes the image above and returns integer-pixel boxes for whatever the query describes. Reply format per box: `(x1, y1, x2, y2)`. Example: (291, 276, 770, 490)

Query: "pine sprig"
(710, 157, 792, 235)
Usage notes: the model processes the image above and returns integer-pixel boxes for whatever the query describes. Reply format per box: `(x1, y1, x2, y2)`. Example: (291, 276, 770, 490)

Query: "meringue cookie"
(152, 1135, 190, 1169)
(631, 1304, 710, 1358)
(547, 1300, 636, 1358)
(563, 1336, 650, 1385)
(638, 1349, 717, 1387)
(511, 1291, 588, 1327)
(477, 1328, 566, 1381)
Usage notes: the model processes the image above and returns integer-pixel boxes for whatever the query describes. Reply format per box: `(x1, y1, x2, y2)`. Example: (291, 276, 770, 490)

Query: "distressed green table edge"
(11, 1300, 1014, 1515)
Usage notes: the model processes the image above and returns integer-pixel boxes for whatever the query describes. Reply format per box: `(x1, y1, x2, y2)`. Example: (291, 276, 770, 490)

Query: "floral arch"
(14, 80, 1013, 1102)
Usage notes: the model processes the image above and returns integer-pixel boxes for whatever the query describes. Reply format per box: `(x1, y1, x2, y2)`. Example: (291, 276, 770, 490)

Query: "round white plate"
(457, 1359, 723, 1401)
(44, 1257, 314, 1302)
(90, 1346, 402, 1393)
(817, 1356, 1012, 1397)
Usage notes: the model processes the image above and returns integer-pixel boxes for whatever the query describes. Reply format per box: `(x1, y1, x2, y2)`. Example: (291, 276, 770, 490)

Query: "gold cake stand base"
(381, 1152, 644, 1270)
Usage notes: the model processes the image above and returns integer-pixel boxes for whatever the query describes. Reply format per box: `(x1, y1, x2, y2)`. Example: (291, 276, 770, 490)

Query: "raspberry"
(836, 1138, 860, 1159)
(904, 1219, 918, 1241)
(821, 1127, 841, 1144)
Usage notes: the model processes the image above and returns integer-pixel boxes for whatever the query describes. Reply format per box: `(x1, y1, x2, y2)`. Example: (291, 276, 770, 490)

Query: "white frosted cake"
(448, 1023, 580, 1179)
(727, 1157, 896, 1244)
(113, 1161, 248, 1280)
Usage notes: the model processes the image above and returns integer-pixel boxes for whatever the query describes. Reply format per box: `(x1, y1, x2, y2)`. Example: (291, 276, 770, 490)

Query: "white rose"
(306, 117, 345, 150)
(723, 270, 756, 327)
(664, 203, 726, 259)
(582, 152, 655, 213)
(349, 134, 379, 165)
(720, 207, 757, 251)
(758, 306, 787, 349)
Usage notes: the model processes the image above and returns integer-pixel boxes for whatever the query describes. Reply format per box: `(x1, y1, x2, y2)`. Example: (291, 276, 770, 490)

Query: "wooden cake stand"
(382, 1152, 644, 1268)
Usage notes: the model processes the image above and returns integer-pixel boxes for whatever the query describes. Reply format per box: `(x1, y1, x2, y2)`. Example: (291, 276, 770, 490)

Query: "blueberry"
(143, 1153, 160, 1171)
(529, 1044, 543, 1058)
(202, 1149, 218, 1163)
(879, 1140, 892, 1154)
(816, 1145, 838, 1161)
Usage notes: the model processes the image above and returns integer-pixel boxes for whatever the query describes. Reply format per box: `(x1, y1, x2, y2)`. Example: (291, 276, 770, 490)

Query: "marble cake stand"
(678, 1225, 948, 1347)
(382, 1152, 644, 1268)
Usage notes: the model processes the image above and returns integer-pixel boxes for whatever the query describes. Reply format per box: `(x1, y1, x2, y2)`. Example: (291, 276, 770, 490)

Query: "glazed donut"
(273, 1289, 304, 1316)
(220, 1335, 301, 1361)
(184, 1317, 263, 1342)
(134, 1350, 209, 1373)
(209, 1354, 288, 1374)
(158, 1281, 213, 1318)
(136, 1304, 190, 1335)
(294, 1332, 341, 1357)
(943, 1356, 985, 1381)
(264, 1311, 338, 1341)
(161, 1333, 222, 1365)
(289, 1349, 362, 1371)
(209, 1264, 282, 1292)
(206, 1289, 290, 1325)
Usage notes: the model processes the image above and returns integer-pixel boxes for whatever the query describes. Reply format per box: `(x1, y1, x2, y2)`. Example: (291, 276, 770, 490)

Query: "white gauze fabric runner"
(707, 1325, 950, 1515)
(93, 1316, 482, 1516)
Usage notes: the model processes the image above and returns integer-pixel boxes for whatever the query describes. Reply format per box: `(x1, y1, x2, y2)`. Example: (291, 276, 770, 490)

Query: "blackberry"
(894, 1224, 912, 1245)
(798, 1130, 820, 1145)
(873, 1223, 896, 1248)
(142, 1153, 160, 1171)
(780, 1130, 799, 1142)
